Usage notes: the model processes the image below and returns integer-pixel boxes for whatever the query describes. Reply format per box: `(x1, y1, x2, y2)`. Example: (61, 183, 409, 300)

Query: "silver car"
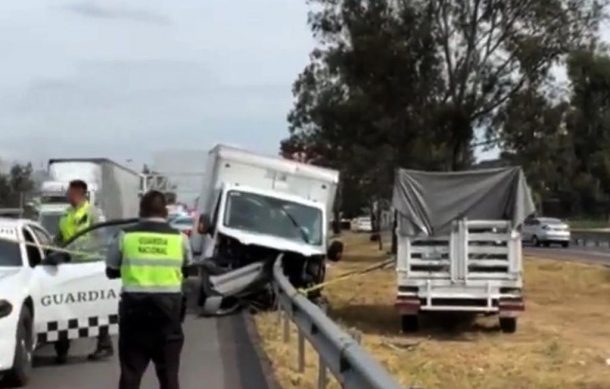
(522, 217, 571, 247)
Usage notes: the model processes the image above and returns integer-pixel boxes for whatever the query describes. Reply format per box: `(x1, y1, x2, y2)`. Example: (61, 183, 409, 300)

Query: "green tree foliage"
(502, 49, 610, 216)
(0, 163, 34, 207)
(284, 0, 606, 217)
(430, 0, 605, 168)
(283, 0, 448, 214)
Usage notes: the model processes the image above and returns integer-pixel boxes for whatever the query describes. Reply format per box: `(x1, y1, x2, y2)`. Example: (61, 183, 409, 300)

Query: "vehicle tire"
(542, 241, 550, 247)
(6, 306, 33, 387)
(562, 242, 570, 248)
(401, 315, 419, 333)
(532, 236, 540, 247)
(500, 317, 517, 334)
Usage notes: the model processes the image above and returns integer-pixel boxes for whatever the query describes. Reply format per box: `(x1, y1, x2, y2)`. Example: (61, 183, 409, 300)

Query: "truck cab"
(190, 145, 342, 296)
(195, 183, 340, 288)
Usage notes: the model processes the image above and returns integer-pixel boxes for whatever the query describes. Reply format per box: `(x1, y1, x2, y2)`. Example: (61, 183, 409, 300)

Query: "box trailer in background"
(38, 159, 142, 235)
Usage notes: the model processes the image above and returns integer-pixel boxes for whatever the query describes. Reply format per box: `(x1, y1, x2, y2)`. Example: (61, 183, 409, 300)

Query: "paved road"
(1, 281, 271, 389)
(524, 245, 610, 265)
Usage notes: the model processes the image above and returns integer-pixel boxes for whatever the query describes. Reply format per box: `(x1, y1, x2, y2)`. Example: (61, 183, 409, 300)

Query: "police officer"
(106, 190, 191, 389)
(55, 179, 114, 363)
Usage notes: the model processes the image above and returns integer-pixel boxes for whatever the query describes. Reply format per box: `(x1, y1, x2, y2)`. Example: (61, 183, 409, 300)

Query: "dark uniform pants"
(118, 294, 185, 389)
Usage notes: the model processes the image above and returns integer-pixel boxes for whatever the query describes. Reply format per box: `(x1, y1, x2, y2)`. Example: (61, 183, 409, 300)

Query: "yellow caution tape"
(0, 234, 105, 261)
(0, 232, 395, 295)
(298, 257, 395, 295)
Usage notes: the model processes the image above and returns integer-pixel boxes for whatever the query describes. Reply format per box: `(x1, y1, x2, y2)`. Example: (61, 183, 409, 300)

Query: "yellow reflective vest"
(120, 223, 184, 294)
(58, 201, 94, 244)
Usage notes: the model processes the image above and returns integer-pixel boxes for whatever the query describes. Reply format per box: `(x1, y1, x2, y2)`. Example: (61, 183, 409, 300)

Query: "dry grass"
(255, 234, 610, 389)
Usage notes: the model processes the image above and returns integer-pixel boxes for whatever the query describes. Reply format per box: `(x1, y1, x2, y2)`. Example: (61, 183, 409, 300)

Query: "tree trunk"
(376, 202, 383, 251)
(450, 110, 473, 171)
(391, 210, 398, 254)
(333, 208, 341, 235)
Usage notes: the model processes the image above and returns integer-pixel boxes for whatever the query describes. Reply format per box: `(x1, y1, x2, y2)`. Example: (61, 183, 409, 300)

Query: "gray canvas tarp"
(392, 167, 535, 237)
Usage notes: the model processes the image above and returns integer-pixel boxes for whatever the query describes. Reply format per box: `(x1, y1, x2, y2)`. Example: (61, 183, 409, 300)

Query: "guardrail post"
(298, 328, 305, 373)
(283, 307, 290, 343)
(317, 354, 327, 389)
(317, 303, 328, 389)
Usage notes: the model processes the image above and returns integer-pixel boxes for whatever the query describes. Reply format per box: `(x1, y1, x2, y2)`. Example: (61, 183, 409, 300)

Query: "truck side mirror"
(197, 214, 212, 235)
(327, 240, 344, 262)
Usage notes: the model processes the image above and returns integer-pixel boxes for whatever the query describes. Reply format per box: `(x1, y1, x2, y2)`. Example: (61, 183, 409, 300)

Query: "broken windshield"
(223, 190, 322, 246)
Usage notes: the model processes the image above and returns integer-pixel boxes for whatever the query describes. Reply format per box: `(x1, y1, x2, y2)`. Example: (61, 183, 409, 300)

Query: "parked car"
(351, 216, 373, 233)
(0, 218, 126, 386)
(170, 215, 194, 237)
(522, 217, 571, 247)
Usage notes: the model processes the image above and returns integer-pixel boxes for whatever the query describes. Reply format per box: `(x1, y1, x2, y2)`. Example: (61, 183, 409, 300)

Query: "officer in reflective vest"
(54, 179, 114, 363)
(106, 190, 192, 389)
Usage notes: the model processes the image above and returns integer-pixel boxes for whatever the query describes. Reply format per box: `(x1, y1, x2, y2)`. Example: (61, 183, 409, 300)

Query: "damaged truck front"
(392, 167, 535, 333)
(191, 145, 342, 314)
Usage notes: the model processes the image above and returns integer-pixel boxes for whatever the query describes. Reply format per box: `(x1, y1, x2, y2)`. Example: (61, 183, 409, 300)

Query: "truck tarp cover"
(392, 167, 535, 237)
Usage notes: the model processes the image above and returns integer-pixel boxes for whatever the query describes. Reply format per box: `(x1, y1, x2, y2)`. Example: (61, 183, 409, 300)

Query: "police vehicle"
(0, 218, 127, 386)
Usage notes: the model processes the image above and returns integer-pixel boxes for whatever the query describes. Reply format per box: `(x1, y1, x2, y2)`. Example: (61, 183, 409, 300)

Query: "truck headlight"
(0, 300, 13, 318)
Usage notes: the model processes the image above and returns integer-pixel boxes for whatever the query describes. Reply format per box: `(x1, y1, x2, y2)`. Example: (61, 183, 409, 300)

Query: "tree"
(284, 0, 447, 219)
(0, 163, 34, 208)
(501, 48, 610, 217)
(429, 0, 606, 169)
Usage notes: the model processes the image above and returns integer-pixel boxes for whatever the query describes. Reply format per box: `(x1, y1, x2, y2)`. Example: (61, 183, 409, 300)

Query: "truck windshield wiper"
(278, 207, 310, 244)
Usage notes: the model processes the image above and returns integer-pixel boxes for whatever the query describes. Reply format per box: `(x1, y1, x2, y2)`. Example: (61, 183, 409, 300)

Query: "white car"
(351, 216, 373, 233)
(170, 215, 194, 237)
(522, 217, 571, 248)
(0, 218, 125, 386)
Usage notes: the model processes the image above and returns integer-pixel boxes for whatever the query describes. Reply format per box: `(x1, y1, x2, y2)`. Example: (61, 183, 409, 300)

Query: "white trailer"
(39, 159, 142, 227)
(197, 144, 339, 222)
(392, 167, 534, 333)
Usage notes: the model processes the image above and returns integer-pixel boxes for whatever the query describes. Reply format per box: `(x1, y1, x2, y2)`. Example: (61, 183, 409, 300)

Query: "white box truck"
(392, 167, 535, 333)
(37, 159, 142, 236)
(191, 145, 343, 296)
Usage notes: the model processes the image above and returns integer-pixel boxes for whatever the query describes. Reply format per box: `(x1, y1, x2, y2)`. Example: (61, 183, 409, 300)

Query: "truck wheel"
(401, 315, 419, 333)
(562, 242, 570, 248)
(6, 307, 33, 387)
(500, 317, 517, 334)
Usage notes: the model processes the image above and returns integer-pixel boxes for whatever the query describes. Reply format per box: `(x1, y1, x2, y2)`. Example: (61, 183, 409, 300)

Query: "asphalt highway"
(1, 280, 272, 389)
(524, 244, 610, 265)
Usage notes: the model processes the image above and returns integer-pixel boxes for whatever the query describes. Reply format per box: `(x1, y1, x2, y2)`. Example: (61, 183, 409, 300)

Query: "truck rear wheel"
(6, 306, 33, 387)
(401, 315, 419, 333)
(500, 317, 517, 334)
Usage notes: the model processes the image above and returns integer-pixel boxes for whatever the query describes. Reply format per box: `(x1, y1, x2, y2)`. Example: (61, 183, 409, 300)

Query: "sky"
(0, 0, 314, 168)
(3, 1, 606, 169)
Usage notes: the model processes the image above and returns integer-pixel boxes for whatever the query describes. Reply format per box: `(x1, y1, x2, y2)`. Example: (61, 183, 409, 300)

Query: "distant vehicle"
(167, 203, 189, 220)
(522, 217, 571, 247)
(38, 211, 63, 239)
(37, 159, 142, 231)
(170, 215, 194, 237)
(351, 216, 373, 233)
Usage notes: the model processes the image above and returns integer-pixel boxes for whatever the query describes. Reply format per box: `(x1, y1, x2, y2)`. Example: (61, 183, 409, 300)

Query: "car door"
(31, 223, 126, 344)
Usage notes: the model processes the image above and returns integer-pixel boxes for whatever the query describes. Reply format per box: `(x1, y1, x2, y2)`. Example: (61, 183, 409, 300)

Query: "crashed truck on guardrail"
(190, 145, 343, 314)
(392, 167, 535, 333)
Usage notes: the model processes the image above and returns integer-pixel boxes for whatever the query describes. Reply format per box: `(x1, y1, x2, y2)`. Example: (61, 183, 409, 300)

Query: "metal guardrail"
(273, 257, 404, 389)
(571, 230, 610, 248)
